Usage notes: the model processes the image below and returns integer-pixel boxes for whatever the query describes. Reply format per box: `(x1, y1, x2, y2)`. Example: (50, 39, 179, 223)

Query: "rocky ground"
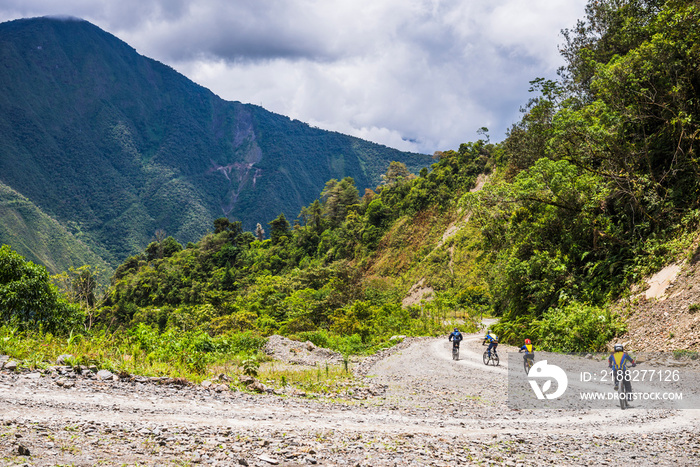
(616, 241, 700, 352)
(2, 329, 699, 466)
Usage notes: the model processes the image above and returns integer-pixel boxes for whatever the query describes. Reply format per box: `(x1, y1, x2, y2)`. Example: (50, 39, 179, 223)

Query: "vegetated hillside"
(462, 0, 700, 352)
(0, 181, 111, 276)
(5, 0, 700, 357)
(0, 16, 429, 270)
(92, 141, 494, 354)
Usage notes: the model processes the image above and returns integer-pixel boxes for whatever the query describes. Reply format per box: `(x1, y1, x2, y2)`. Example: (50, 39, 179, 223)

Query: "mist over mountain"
(0, 16, 429, 271)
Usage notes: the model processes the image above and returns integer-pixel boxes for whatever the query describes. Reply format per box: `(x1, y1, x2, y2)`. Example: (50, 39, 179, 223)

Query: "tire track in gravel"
(364, 330, 700, 437)
(2, 329, 699, 466)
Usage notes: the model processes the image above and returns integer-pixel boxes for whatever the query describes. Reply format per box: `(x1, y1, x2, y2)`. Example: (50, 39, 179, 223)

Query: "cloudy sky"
(1, 0, 588, 154)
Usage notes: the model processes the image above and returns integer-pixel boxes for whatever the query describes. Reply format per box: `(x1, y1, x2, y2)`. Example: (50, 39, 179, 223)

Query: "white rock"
(96, 369, 113, 380)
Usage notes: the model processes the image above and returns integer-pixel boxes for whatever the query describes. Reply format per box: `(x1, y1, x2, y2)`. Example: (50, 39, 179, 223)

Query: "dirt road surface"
(2, 330, 699, 466)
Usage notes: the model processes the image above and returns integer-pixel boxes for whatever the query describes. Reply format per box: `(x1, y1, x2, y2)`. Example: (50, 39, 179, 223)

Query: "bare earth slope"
(618, 253, 700, 351)
(2, 327, 699, 466)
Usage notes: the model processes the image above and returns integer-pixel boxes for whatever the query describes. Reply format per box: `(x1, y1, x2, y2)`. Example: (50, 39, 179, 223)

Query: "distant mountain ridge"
(0, 16, 429, 271)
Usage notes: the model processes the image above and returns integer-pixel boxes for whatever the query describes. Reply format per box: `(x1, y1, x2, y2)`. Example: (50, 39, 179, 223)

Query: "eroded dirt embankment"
(618, 259, 700, 351)
(2, 329, 699, 466)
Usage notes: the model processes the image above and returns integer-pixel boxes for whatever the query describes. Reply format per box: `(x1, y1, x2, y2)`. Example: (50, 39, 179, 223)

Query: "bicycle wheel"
(452, 347, 459, 360)
(524, 358, 533, 375)
(492, 352, 500, 366)
(483, 351, 489, 365)
(619, 381, 628, 409)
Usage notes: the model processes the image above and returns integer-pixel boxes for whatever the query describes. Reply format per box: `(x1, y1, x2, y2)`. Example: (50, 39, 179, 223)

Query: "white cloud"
(0, 0, 588, 153)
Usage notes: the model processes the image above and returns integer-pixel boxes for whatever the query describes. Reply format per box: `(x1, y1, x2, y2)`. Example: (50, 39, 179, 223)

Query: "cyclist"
(608, 343, 635, 392)
(519, 338, 535, 364)
(482, 330, 498, 357)
(448, 328, 463, 351)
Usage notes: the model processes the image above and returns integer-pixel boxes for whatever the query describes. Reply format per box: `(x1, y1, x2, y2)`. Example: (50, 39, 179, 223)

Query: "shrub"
(534, 302, 626, 352)
(292, 329, 331, 348)
(224, 331, 267, 354)
(0, 245, 85, 334)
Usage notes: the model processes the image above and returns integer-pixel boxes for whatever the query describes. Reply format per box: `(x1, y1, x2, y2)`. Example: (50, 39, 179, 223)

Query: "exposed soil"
(2, 328, 698, 466)
(618, 257, 700, 352)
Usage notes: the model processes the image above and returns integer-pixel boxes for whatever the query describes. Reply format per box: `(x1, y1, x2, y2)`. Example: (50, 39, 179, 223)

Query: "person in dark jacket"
(448, 328, 463, 351)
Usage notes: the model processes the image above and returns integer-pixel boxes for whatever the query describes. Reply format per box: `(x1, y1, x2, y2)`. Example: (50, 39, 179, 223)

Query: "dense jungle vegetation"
(2, 0, 700, 377)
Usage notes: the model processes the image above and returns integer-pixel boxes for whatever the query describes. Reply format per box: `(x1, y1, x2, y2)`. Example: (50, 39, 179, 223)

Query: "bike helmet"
(454, 328, 459, 332)
(614, 343, 624, 352)
(524, 338, 531, 344)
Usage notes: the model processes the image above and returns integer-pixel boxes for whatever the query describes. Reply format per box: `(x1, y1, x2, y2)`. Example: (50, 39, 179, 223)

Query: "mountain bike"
(615, 368, 634, 410)
(523, 355, 534, 375)
(483, 349, 499, 366)
(452, 343, 460, 360)
(618, 378, 629, 409)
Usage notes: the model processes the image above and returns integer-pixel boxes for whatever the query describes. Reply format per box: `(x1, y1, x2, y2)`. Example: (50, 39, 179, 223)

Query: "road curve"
(1, 330, 699, 466)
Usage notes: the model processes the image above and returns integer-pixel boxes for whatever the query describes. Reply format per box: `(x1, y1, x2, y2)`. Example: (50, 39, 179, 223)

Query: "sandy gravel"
(1, 328, 699, 466)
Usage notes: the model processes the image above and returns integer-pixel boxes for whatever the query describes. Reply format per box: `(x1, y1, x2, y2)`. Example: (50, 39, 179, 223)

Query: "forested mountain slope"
(0, 181, 111, 275)
(3, 0, 700, 356)
(0, 17, 429, 270)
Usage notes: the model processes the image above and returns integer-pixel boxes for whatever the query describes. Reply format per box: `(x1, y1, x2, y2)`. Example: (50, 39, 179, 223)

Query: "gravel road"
(1, 329, 699, 466)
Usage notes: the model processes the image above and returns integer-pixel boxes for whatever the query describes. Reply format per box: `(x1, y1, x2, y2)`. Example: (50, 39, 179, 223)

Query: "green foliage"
(126, 323, 265, 373)
(15, 0, 700, 360)
(242, 354, 260, 377)
(535, 302, 626, 353)
(268, 213, 291, 245)
(0, 245, 85, 334)
(0, 323, 265, 379)
(320, 177, 360, 228)
(493, 301, 626, 352)
(466, 1, 700, 344)
(0, 182, 113, 278)
(466, 159, 618, 316)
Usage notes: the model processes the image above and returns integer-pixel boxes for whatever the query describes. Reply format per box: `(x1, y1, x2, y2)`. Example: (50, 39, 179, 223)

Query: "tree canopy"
(0, 245, 84, 333)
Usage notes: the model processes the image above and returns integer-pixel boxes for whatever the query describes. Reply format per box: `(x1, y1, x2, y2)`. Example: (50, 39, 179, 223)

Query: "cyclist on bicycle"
(519, 338, 535, 363)
(448, 328, 463, 350)
(608, 343, 635, 391)
(482, 330, 498, 357)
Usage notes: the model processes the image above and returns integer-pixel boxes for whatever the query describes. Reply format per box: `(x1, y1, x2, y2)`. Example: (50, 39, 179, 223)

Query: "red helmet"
(524, 339, 531, 344)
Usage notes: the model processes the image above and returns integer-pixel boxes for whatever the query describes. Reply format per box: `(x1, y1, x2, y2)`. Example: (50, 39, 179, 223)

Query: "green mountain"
(5, 1, 700, 357)
(0, 16, 429, 271)
(97, 0, 700, 354)
(0, 181, 111, 275)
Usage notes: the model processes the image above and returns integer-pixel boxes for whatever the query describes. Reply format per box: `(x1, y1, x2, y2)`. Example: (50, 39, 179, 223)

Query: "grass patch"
(255, 360, 356, 397)
(0, 324, 264, 383)
(672, 349, 699, 360)
(1, 324, 360, 395)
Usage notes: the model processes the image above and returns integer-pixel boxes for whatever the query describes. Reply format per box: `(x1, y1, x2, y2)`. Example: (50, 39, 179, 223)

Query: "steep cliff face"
(0, 17, 429, 268)
(208, 105, 263, 216)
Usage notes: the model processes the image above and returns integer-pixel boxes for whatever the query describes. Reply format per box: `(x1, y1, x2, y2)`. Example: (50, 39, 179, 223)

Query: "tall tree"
(321, 177, 360, 227)
(299, 199, 324, 233)
(380, 161, 413, 186)
(255, 223, 265, 241)
(269, 213, 291, 245)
